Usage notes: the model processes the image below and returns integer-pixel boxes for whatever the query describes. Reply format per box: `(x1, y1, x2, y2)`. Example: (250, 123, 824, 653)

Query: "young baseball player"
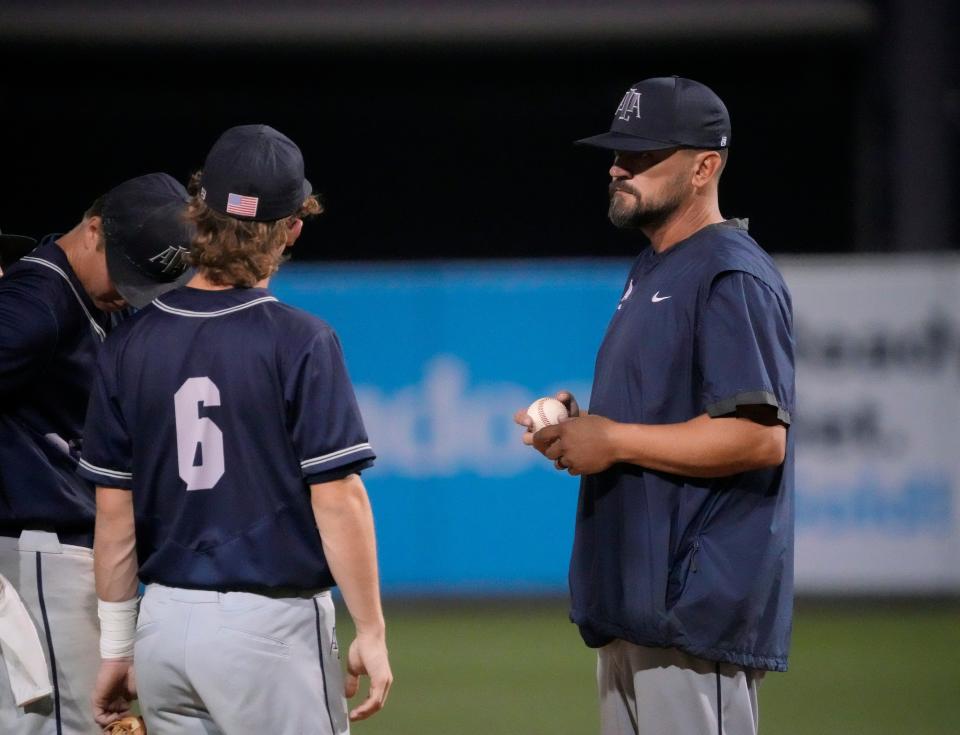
(79, 125, 392, 735)
(0, 174, 194, 735)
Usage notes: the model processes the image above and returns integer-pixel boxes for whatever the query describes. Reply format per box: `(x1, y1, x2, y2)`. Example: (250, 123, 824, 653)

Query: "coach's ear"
(285, 218, 304, 248)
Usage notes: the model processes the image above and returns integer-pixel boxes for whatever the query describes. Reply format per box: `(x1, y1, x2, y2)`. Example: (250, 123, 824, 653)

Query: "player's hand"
(91, 658, 137, 727)
(534, 414, 619, 476)
(513, 390, 581, 446)
(345, 633, 393, 721)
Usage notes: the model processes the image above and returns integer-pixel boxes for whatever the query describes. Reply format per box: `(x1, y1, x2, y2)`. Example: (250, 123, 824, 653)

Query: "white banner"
(782, 255, 960, 593)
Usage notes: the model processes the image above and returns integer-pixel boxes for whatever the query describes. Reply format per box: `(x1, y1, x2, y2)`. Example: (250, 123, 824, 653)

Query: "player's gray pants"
(0, 531, 101, 735)
(598, 639, 762, 735)
(136, 583, 348, 735)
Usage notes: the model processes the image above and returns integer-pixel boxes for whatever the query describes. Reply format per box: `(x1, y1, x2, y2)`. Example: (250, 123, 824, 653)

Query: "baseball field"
(335, 599, 959, 735)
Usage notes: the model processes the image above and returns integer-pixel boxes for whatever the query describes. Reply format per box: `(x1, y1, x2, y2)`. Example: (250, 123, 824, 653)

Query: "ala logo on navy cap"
(148, 245, 190, 276)
(616, 88, 643, 122)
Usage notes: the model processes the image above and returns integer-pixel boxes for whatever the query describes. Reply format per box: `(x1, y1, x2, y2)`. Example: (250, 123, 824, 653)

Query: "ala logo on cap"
(616, 88, 642, 121)
(149, 245, 190, 275)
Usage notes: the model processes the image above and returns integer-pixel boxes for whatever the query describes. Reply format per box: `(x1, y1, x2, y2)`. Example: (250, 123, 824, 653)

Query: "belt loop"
(17, 531, 62, 554)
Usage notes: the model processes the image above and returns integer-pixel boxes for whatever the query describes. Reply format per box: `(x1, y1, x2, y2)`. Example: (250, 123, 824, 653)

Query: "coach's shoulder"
(702, 222, 786, 285)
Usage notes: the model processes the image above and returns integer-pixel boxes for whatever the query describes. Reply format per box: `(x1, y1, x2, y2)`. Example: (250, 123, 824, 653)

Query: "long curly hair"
(185, 171, 322, 287)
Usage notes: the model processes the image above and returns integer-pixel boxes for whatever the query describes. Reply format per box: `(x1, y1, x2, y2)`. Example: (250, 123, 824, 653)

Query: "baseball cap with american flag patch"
(198, 124, 312, 222)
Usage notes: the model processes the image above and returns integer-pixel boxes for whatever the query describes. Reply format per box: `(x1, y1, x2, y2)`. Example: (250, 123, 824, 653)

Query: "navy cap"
(101, 173, 194, 309)
(198, 124, 312, 222)
(0, 227, 36, 269)
(577, 77, 730, 152)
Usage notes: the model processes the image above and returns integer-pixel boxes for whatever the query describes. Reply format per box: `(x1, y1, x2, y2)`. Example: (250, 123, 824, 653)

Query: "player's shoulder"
(698, 220, 787, 291)
(98, 306, 154, 361)
(264, 300, 339, 348)
(0, 263, 55, 304)
(3, 249, 68, 295)
(0, 253, 76, 329)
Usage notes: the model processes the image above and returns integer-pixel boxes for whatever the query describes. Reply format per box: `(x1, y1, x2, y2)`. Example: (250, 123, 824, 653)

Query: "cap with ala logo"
(102, 173, 195, 309)
(577, 76, 731, 152)
(198, 124, 312, 222)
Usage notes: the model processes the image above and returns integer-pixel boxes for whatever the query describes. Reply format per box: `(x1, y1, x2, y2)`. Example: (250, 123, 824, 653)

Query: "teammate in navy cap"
(0, 174, 193, 735)
(516, 77, 795, 735)
(81, 125, 392, 734)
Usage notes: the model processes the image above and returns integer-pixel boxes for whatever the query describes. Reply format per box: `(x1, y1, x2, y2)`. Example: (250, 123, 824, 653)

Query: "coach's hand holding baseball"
(516, 391, 621, 475)
(513, 391, 580, 446)
(535, 415, 621, 476)
(519, 392, 788, 477)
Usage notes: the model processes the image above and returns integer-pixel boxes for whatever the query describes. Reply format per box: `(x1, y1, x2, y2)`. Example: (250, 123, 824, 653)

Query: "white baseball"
(526, 397, 569, 432)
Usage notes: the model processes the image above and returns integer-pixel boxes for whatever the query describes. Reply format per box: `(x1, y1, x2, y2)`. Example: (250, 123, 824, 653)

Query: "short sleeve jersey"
(570, 220, 796, 672)
(0, 238, 110, 537)
(78, 287, 375, 591)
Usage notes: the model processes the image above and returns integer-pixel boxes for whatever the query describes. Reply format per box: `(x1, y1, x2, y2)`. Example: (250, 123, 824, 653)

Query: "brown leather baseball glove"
(104, 716, 146, 734)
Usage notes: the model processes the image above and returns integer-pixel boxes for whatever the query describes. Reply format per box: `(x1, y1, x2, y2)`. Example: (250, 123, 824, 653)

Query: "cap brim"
(106, 243, 192, 309)
(0, 234, 37, 269)
(575, 132, 679, 152)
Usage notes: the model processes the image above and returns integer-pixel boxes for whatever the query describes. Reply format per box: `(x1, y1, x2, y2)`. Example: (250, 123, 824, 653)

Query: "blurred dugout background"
(2, 1, 959, 733)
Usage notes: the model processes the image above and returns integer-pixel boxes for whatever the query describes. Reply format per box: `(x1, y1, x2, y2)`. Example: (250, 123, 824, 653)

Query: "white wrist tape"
(97, 597, 140, 659)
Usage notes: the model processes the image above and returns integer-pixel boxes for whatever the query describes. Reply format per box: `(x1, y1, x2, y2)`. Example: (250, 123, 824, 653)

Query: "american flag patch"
(226, 192, 259, 217)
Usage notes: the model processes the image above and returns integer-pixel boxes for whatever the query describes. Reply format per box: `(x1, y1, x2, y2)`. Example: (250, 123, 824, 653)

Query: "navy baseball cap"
(0, 227, 36, 269)
(577, 76, 731, 152)
(101, 173, 194, 309)
(198, 124, 312, 222)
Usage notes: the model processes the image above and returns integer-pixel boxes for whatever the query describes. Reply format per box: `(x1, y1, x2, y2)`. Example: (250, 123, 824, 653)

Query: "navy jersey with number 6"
(78, 287, 375, 591)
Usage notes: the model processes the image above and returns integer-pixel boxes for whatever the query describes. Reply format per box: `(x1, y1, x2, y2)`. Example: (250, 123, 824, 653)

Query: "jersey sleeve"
(697, 271, 795, 424)
(77, 347, 134, 488)
(0, 285, 58, 397)
(286, 327, 376, 484)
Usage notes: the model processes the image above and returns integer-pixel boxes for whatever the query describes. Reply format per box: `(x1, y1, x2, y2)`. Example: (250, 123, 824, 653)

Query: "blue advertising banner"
(272, 260, 629, 594)
(274, 257, 960, 596)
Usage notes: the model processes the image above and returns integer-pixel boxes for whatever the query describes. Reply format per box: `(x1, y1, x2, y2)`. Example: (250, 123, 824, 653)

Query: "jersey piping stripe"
(313, 599, 338, 735)
(20, 256, 107, 341)
(151, 295, 278, 318)
(715, 662, 723, 735)
(36, 554, 63, 735)
(78, 457, 133, 480)
(301, 442, 373, 470)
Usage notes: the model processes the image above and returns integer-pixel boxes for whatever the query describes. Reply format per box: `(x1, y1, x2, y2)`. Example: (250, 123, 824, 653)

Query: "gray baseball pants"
(135, 583, 348, 735)
(598, 639, 762, 735)
(0, 531, 101, 735)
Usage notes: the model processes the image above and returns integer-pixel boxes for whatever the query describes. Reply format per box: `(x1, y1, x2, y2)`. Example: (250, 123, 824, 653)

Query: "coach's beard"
(608, 182, 683, 231)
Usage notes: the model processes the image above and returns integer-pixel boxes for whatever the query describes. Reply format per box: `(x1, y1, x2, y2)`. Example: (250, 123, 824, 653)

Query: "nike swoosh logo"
(651, 292, 671, 303)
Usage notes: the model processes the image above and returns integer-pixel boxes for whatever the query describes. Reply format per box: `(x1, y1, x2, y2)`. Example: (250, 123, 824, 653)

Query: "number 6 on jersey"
(174, 377, 225, 491)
